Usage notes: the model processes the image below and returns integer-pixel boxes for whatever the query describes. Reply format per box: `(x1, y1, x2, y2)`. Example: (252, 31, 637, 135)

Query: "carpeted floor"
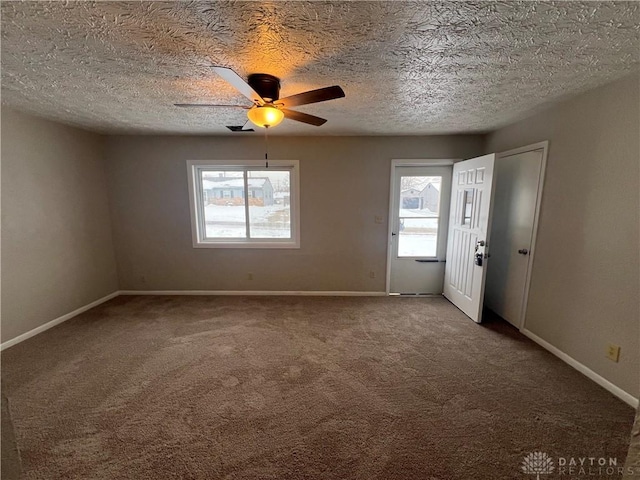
(1, 295, 635, 479)
(625, 407, 640, 479)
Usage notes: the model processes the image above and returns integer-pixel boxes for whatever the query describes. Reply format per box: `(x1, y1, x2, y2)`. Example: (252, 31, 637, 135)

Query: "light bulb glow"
(247, 105, 284, 128)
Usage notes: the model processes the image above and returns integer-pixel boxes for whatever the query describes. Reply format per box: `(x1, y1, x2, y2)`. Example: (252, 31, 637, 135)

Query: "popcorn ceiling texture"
(1, 1, 639, 135)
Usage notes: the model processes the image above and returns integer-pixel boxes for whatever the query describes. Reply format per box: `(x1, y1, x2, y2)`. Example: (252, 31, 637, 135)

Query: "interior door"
(389, 165, 452, 294)
(484, 149, 543, 327)
(443, 154, 496, 322)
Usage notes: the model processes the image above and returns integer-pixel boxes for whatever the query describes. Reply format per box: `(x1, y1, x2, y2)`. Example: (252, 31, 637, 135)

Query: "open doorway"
(387, 160, 453, 295)
(387, 145, 547, 329)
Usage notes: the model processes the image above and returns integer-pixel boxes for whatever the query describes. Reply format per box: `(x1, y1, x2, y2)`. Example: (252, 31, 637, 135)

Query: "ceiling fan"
(175, 67, 345, 130)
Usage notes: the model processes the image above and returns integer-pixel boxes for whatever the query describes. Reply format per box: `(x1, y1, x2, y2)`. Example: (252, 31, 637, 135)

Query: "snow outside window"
(397, 175, 443, 257)
(187, 160, 300, 248)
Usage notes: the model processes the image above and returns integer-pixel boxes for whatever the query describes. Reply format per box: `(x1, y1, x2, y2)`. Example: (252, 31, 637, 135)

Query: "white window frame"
(187, 160, 300, 249)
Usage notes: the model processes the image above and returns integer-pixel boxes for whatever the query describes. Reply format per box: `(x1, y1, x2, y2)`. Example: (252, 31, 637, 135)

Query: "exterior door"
(443, 154, 496, 322)
(389, 165, 452, 294)
(484, 149, 544, 328)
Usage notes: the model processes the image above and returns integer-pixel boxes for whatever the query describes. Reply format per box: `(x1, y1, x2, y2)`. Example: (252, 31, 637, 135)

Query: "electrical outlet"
(374, 215, 384, 224)
(369, 271, 376, 279)
(247, 272, 254, 281)
(606, 343, 620, 362)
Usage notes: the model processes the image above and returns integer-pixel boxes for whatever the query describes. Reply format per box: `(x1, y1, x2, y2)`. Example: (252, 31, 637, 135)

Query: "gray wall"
(1, 109, 119, 343)
(104, 135, 484, 292)
(486, 73, 640, 398)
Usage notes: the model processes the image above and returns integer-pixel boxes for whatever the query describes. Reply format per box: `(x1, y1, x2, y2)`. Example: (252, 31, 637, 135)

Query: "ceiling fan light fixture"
(247, 105, 284, 128)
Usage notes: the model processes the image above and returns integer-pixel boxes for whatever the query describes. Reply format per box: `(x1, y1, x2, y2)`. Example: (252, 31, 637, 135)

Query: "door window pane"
(248, 170, 291, 238)
(201, 170, 247, 238)
(398, 218, 438, 257)
(399, 176, 442, 216)
(397, 175, 442, 257)
(462, 188, 474, 226)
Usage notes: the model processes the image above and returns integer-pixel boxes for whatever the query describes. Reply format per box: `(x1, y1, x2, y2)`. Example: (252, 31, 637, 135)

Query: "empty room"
(1, 1, 639, 479)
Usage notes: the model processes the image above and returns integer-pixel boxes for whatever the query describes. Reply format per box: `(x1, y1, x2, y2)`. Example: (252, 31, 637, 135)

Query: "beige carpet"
(1, 295, 635, 479)
(625, 406, 640, 479)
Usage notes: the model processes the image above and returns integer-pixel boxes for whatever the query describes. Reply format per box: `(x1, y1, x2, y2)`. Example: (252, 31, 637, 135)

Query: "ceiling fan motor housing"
(248, 73, 281, 102)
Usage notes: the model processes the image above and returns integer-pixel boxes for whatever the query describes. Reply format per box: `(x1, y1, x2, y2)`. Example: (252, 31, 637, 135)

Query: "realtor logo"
(521, 451, 555, 479)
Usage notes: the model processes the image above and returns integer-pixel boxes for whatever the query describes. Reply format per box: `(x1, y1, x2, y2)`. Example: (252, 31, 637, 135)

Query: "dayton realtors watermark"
(521, 451, 640, 478)
(558, 456, 624, 476)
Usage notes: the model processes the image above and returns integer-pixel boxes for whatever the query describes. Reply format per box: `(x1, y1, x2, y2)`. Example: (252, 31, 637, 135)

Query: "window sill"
(193, 240, 300, 249)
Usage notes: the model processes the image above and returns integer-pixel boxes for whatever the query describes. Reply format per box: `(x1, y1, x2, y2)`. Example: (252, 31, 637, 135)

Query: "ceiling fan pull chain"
(264, 126, 269, 167)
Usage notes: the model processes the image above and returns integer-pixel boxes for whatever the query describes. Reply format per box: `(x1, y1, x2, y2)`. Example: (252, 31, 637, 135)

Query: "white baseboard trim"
(118, 290, 387, 297)
(521, 328, 639, 408)
(0, 291, 120, 352)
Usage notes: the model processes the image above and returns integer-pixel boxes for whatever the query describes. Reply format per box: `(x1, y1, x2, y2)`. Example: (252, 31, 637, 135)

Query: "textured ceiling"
(2, 1, 639, 135)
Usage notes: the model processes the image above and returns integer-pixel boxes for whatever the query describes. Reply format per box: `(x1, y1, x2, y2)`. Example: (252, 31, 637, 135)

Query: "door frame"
(385, 159, 457, 295)
(494, 141, 549, 330)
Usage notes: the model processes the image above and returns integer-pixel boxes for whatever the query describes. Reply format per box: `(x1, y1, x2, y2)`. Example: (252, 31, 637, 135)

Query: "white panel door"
(484, 149, 543, 327)
(443, 154, 496, 323)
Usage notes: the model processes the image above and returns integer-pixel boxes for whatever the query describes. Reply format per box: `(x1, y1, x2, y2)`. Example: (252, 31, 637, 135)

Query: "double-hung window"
(187, 160, 300, 248)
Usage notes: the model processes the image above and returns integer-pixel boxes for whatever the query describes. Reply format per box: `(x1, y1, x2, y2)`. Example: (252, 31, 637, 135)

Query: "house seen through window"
(187, 160, 299, 248)
(397, 175, 443, 257)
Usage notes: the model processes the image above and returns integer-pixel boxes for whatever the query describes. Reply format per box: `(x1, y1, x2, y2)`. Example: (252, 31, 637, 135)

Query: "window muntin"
(188, 161, 299, 248)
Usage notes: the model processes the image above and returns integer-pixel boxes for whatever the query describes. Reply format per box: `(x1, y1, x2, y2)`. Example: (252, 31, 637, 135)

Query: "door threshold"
(389, 293, 443, 297)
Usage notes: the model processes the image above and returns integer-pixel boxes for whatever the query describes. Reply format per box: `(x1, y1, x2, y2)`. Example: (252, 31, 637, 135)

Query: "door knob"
(518, 248, 529, 255)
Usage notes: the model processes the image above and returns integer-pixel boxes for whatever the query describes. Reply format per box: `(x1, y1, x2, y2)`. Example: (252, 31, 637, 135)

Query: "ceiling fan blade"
(277, 85, 345, 108)
(281, 108, 327, 126)
(212, 66, 265, 105)
(174, 104, 250, 109)
(241, 120, 254, 131)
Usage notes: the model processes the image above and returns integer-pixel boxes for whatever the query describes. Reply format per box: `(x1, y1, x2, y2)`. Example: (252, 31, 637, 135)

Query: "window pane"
(462, 188, 474, 227)
(201, 170, 246, 238)
(247, 170, 291, 238)
(399, 176, 442, 216)
(398, 218, 438, 257)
